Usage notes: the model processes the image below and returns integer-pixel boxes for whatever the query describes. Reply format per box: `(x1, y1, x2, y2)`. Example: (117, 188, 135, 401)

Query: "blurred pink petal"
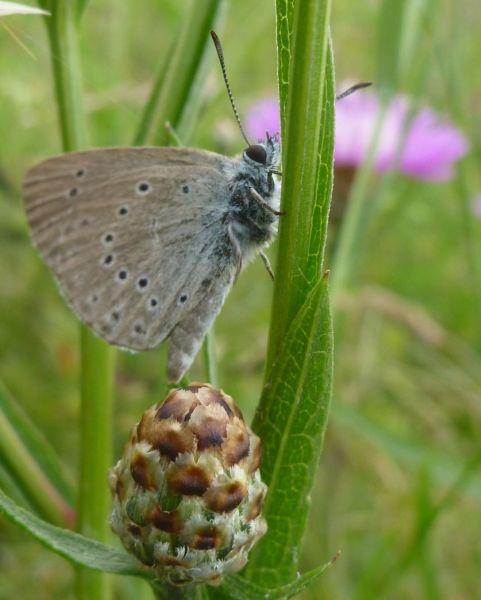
(245, 88, 469, 182)
(397, 107, 468, 181)
(245, 98, 280, 141)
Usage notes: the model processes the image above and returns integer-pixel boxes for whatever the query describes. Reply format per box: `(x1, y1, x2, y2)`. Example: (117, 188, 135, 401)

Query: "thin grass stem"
(202, 329, 218, 387)
(133, 0, 225, 147)
(44, 2, 115, 598)
(0, 404, 73, 525)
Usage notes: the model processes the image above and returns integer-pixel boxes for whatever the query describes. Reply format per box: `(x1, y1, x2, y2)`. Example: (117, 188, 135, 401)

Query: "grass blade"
(75, 0, 88, 21)
(356, 451, 481, 598)
(0, 381, 74, 525)
(333, 402, 481, 501)
(377, 0, 406, 97)
(133, 0, 226, 146)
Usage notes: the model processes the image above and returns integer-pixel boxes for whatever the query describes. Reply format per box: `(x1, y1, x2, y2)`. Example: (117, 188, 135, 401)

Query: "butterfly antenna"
(336, 81, 372, 101)
(211, 30, 251, 146)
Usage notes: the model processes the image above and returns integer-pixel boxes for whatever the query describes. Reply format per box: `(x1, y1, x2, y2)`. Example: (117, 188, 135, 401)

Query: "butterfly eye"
(245, 144, 267, 164)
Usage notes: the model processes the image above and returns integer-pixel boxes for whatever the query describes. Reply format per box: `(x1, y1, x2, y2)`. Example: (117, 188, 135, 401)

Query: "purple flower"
(245, 99, 281, 143)
(245, 89, 469, 182)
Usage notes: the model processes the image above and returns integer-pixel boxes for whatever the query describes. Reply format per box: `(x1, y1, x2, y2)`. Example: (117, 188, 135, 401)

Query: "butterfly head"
(242, 133, 280, 172)
(210, 31, 281, 174)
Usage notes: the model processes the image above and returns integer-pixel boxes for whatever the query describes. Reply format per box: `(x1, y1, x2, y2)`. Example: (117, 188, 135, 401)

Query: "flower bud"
(109, 383, 267, 586)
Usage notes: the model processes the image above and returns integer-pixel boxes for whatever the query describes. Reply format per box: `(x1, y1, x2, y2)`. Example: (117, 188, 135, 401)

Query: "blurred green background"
(1, 1, 481, 598)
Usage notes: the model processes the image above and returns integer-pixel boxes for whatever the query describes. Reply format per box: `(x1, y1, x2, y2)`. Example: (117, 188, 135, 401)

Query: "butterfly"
(22, 32, 282, 383)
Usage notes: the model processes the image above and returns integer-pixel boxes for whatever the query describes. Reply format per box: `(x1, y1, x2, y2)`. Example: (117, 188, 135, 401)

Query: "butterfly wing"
(23, 147, 237, 381)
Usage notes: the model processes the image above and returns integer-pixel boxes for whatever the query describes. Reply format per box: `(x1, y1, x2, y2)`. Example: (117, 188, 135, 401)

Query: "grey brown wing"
(167, 265, 233, 382)
(23, 147, 237, 379)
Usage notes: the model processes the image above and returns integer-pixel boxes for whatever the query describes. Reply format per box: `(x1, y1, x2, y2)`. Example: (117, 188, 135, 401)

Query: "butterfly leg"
(227, 222, 243, 281)
(249, 187, 285, 216)
(259, 251, 274, 280)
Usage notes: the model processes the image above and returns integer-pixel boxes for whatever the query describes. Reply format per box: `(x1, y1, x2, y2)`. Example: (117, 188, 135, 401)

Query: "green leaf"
(0, 381, 75, 525)
(246, 275, 333, 587)
(0, 488, 146, 577)
(133, 0, 226, 146)
(223, 556, 337, 599)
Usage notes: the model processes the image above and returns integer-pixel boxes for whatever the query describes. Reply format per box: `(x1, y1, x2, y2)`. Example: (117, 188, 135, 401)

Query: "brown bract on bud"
(109, 383, 267, 586)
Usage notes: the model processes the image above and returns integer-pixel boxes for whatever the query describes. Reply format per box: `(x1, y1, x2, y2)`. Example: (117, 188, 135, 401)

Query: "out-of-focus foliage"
(1, 0, 481, 598)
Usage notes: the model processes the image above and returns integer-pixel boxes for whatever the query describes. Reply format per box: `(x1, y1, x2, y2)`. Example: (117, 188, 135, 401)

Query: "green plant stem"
(77, 331, 115, 599)
(265, 0, 332, 369)
(246, 0, 334, 587)
(202, 330, 218, 387)
(44, 3, 115, 599)
(133, 49, 169, 146)
(444, 6, 481, 321)
(457, 174, 481, 304)
(75, 0, 89, 21)
(45, 1, 86, 151)
(134, 0, 225, 147)
(151, 582, 208, 600)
